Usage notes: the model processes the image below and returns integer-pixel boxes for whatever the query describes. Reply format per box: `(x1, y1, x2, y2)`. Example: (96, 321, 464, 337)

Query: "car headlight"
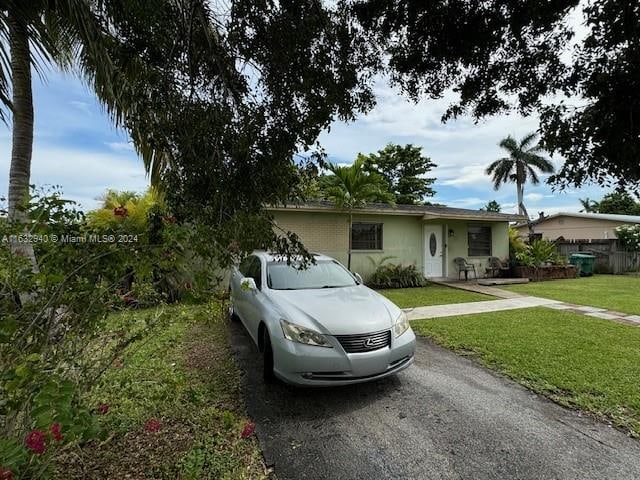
(394, 311, 410, 338)
(280, 319, 332, 348)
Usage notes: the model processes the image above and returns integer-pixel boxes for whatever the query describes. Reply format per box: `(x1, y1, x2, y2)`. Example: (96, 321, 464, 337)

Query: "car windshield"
(267, 260, 358, 290)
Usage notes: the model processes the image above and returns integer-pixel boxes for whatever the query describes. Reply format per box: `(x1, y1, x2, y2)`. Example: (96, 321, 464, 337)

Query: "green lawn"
(59, 303, 268, 479)
(378, 283, 494, 308)
(412, 307, 640, 436)
(501, 274, 640, 315)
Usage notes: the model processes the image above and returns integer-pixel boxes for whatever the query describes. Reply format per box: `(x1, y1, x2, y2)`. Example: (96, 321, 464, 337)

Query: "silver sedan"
(229, 251, 416, 386)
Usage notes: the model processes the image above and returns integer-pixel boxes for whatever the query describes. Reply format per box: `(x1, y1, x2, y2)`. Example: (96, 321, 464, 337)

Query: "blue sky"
(0, 67, 609, 215)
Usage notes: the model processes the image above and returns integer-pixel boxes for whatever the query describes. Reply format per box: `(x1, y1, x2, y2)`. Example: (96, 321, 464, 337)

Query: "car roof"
(250, 250, 334, 263)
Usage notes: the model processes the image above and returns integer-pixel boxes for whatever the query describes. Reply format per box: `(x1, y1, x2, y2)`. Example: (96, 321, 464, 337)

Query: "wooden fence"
(555, 240, 638, 274)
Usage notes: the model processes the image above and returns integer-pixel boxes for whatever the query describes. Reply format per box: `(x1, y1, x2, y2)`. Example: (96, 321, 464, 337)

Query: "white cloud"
(0, 142, 148, 211)
(444, 197, 486, 208)
(524, 193, 544, 202)
(105, 141, 135, 152)
(70, 100, 92, 115)
(439, 165, 490, 187)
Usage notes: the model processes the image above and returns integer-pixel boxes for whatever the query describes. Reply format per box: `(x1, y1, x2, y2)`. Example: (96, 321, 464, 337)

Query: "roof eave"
(423, 213, 524, 222)
(269, 204, 427, 216)
(269, 204, 524, 222)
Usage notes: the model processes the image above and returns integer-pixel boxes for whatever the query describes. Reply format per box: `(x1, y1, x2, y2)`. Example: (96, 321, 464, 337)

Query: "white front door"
(424, 225, 443, 278)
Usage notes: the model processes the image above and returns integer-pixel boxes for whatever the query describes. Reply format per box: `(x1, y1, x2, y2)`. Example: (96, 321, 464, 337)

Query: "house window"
(351, 223, 383, 250)
(468, 226, 492, 256)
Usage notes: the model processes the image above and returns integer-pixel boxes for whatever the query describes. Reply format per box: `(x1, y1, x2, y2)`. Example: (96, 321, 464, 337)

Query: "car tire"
(262, 328, 276, 383)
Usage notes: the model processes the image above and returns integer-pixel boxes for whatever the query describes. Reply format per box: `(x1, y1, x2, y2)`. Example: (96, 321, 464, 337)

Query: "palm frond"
(486, 158, 514, 190)
(519, 131, 539, 150)
(498, 135, 518, 153)
(523, 153, 555, 174)
(321, 158, 394, 209)
(526, 166, 541, 185)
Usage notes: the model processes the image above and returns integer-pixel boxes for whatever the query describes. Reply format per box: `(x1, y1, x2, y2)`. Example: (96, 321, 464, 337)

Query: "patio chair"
(486, 256, 510, 278)
(453, 257, 477, 281)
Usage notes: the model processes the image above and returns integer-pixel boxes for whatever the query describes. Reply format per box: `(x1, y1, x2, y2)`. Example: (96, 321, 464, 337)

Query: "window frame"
(351, 222, 384, 251)
(467, 224, 492, 257)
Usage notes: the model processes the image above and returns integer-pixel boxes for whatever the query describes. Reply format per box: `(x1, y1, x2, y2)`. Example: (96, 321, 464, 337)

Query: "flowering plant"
(615, 224, 640, 251)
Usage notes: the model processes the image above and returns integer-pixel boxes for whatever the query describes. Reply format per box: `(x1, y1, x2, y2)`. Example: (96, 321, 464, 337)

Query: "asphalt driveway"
(229, 321, 640, 480)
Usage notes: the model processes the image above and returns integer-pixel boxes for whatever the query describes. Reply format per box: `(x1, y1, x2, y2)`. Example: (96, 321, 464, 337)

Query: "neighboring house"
(269, 201, 523, 280)
(515, 212, 640, 241)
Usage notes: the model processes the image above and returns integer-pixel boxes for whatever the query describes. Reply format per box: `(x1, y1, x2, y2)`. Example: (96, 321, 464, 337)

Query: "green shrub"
(0, 188, 176, 478)
(367, 258, 426, 289)
(516, 239, 561, 267)
(615, 224, 640, 251)
(508, 227, 527, 264)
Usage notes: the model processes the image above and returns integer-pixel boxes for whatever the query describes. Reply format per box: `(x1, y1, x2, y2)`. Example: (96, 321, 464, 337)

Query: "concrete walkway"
(431, 279, 525, 299)
(404, 296, 561, 320)
(411, 279, 640, 326)
(545, 302, 640, 326)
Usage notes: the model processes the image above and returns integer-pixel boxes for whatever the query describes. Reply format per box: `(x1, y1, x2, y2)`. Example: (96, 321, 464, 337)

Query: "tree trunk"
(347, 209, 352, 270)
(8, 15, 39, 272)
(516, 180, 525, 216)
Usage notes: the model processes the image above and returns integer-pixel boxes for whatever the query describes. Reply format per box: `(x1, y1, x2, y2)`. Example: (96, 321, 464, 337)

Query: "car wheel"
(262, 328, 276, 383)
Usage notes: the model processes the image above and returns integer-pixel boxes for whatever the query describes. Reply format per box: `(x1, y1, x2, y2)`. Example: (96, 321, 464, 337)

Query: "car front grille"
(335, 329, 391, 353)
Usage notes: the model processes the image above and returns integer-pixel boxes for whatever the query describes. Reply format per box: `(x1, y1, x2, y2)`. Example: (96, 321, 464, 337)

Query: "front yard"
(501, 274, 640, 315)
(58, 303, 268, 479)
(378, 283, 494, 308)
(412, 307, 640, 437)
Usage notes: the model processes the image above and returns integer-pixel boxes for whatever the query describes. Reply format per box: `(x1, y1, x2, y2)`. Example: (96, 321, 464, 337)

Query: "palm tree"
(87, 188, 163, 231)
(321, 157, 394, 270)
(2, 2, 131, 268)
(579, 197, 599, 213)
(485, 132, 554, 218)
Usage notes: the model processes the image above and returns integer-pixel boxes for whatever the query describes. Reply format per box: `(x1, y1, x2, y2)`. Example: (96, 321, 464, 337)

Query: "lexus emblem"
(364, 337, 375, 348)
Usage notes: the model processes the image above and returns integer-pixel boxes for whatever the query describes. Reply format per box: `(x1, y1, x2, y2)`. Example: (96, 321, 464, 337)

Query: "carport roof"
(269, 201, 524, 222)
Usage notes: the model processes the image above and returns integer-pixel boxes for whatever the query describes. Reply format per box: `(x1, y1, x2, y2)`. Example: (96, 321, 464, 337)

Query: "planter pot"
(512, 265, 577, 281)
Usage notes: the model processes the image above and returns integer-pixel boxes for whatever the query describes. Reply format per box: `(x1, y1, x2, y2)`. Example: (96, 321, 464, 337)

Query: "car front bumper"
(271, 328, 416, 386)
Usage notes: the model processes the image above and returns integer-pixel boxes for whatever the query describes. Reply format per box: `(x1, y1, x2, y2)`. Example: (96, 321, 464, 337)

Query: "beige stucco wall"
(271, 210, 424, 278)
(272, 210, 349, 262)
(516, 217, 625, 240)
(272, 209, 511, 280)
(350, 213, 424, 277)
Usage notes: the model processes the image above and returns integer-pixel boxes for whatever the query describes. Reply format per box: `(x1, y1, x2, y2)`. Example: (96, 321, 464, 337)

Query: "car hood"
(268, 285, 401, 335)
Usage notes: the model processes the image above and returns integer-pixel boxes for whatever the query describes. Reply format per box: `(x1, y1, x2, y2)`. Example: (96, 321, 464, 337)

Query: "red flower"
(98, 403, 110, 415)
(113, 206, 128, 217)
(0, 467, 13, 480)
(50, 423, 63, 442)
(240, 422, 255, 439)
(25, 429, 46, 455)
(144, 419, 162, 433)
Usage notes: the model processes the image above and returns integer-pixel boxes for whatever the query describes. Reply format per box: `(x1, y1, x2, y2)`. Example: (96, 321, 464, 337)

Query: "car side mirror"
(241, 277, 257, 291)
(354, 273, 363, 284)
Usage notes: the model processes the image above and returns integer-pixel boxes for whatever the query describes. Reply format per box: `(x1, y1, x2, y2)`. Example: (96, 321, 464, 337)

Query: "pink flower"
(144, 419, 162, 433)
(241, 422, 255, 439)
(0, 467, 14, 480)
(50, 423, 63, 442)
(25, 429, 46, 455)
(97, 403, 110, 415)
